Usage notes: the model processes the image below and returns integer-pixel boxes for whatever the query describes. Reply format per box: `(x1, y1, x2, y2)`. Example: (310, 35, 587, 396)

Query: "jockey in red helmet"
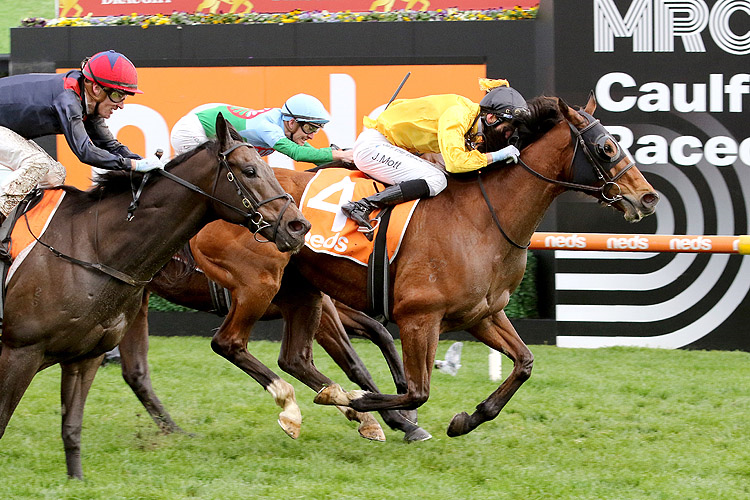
(0, 49, 162, 224)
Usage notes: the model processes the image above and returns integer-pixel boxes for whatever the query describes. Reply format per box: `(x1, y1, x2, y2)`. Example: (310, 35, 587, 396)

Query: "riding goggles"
(298, 121, 323, 135)
(482, 105, 531, 129)
(90, 73, 134, 103)
(102, 87, 133, 103)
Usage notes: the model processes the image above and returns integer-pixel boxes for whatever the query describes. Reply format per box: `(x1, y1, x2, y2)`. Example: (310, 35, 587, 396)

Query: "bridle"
(479, 109, 635, 249)
(30, 142, 294, 287)
(155, 142, 294, 244)
(516, 109, 633, 203)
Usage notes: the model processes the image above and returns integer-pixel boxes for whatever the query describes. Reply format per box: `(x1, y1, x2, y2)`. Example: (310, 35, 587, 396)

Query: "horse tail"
(160, 243, 199, 287)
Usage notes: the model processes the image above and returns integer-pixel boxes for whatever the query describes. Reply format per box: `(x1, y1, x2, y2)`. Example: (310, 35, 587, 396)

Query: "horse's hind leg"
(318, 298, 431, 442)
(313, 295, 384, 441)
(274, 271, 379, 438)
(334, 300, 407, 393)
(60, 354, 105, 479)
(315, 311, 443, 414)
(447, 310, 533, 437)
(119, 291, 184, 434)
(0, 344, 45, 439)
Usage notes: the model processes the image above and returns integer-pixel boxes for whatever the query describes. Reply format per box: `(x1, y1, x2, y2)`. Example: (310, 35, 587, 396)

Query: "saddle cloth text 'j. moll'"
(299, 169, 419, 266)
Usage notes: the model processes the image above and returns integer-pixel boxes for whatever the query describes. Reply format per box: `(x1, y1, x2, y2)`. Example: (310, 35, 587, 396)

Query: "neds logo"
(595, 0, 750, 55)
(606, 235, 650, 249)
(544, 234, 587, 248)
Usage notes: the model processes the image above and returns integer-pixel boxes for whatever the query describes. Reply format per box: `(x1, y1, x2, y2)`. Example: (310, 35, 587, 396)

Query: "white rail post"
(489, 348, 502, 381)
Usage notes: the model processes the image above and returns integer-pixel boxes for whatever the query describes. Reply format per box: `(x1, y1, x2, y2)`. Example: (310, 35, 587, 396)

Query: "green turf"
(0, 0, 55, 54)
(1, 338, 749, 499)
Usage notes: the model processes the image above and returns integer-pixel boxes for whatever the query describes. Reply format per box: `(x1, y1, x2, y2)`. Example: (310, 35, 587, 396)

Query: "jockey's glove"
(133, 157, 165, 172)
(489, 145, 521, 164)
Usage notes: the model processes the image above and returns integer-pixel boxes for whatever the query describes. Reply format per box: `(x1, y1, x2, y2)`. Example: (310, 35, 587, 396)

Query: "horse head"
(558, 93, 659, 222)
(208, 114, 310, 252)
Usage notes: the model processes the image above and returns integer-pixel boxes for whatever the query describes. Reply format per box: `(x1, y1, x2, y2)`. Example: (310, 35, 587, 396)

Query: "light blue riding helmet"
(281, 94, 331, 124)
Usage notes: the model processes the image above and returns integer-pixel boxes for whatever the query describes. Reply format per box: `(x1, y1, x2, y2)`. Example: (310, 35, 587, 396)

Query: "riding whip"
(385, 72, 411, 110)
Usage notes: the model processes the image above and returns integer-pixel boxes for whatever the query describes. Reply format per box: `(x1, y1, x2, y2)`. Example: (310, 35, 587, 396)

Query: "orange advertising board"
(57, 64, 486, 187)
(59, 0, 537, 17)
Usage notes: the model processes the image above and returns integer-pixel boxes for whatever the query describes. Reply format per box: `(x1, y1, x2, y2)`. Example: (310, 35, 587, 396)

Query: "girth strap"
(367, 206, 393, 324)
(208, 279, 232, 316)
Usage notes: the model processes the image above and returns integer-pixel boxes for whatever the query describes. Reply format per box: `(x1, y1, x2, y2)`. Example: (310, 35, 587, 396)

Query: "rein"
(157, 142, 294, 241)
(27, 142, 293, 288)
(24, 214, 151, 286)
(480, 110, 634, 249)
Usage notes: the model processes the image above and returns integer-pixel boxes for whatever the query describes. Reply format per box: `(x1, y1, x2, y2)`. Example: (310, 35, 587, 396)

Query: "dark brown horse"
(116, 94, 658, 441)
(0, 115, 310, 479)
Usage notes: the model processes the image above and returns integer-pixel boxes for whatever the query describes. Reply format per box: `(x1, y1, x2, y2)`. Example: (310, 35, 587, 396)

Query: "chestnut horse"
(119, 254, 428, 442)
(0, 115, 310, 479)
(116, 94, 658, 441)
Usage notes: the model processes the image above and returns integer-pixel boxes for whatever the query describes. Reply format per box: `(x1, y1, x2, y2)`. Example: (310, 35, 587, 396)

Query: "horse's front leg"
(119, 290, 184, 434)
(319, 298, 431, 441)
(60, 354, 105, 480)
(210, 291, 301, 439)
(447, 309, 533, 437)
(315, 311, 442, 413)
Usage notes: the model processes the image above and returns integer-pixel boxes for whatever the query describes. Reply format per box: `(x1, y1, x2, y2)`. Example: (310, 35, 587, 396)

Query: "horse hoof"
(447, 411, 472, 437)
(314, 384, 351, 406)
(359, 421, 386, 442)
(404, 427, 432, 442)
(278, 416, 300, 439)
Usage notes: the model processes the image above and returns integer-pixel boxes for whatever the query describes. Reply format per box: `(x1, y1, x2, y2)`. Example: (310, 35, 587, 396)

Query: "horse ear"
(558, 97, 586, 128)
(584, 91, 597, 114)
(215, 112, 231, 150)
(558, 97, 570, 115)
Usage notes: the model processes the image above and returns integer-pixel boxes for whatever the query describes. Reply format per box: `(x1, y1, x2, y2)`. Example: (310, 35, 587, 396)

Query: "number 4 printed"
(306, 176, 357, 233)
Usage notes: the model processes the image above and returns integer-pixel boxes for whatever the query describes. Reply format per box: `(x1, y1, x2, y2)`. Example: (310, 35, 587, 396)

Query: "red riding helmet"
(82, 50, 143, 94)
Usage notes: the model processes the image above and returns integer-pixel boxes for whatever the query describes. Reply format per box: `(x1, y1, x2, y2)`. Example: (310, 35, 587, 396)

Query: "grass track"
(1, 338, 749, 499)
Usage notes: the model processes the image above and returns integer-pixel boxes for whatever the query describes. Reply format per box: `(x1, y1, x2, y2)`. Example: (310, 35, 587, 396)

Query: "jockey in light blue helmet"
(281, 93, 331, 125)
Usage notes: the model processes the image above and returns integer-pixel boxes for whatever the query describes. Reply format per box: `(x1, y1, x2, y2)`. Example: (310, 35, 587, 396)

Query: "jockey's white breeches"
(0, 126, 66, 216)
(352, 128, 448, 196)
(170, 112, 209, 156)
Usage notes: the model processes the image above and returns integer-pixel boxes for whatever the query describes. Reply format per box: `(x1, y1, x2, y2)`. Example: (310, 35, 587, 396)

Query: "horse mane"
(516, 95, 564, 149)
(77, 140, 221, 200)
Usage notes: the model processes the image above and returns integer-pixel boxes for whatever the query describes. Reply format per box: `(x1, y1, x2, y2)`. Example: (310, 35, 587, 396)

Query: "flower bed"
(21, 6, 537, 28)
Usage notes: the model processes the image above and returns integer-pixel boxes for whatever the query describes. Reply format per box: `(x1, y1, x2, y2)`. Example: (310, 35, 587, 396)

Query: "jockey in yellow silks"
(342, 78, 531, 233)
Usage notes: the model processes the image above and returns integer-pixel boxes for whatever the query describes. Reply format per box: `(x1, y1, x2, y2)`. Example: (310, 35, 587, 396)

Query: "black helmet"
(479, 86, 530, 125)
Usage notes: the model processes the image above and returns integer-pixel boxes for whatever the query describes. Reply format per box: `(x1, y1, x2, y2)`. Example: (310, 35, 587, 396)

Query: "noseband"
(479, 109, 635, 249)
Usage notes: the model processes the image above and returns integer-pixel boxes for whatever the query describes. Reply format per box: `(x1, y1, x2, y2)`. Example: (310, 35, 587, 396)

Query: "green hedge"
(149, 250, 538, 318)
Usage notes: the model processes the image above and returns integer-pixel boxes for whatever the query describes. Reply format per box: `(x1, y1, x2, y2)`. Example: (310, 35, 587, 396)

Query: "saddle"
(0, 188, 45, 326)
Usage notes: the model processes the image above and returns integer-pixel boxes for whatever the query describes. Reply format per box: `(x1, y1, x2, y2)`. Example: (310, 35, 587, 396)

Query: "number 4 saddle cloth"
(299, 168, 419, 266)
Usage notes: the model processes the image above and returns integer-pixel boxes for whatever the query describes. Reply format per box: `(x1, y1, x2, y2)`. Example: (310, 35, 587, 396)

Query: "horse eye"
(597, 138, 618, 159)
(242, 166, 257, 177)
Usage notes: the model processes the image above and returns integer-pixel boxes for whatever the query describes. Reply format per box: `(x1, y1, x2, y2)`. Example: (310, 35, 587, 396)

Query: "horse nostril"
(288, 219, 308, 234)
(641, 192, 660, 209)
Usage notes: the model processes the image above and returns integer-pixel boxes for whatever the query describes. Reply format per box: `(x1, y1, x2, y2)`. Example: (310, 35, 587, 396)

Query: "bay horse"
(115, 93, 658, 441)
(0, 115, 310, 479)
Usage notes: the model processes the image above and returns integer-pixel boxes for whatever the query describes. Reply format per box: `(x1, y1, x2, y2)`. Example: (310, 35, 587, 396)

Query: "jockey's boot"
(341, 179, 431, 234)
